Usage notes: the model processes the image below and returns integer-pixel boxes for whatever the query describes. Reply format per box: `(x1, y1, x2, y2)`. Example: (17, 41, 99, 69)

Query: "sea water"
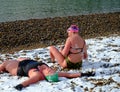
(0, 0, 120, 22)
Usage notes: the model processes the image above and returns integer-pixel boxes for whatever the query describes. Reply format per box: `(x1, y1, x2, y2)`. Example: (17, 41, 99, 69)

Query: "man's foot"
(81, 71, 95, 77)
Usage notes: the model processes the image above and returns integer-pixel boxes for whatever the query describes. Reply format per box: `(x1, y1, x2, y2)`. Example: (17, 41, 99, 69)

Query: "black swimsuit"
(17, 60, 47, 76)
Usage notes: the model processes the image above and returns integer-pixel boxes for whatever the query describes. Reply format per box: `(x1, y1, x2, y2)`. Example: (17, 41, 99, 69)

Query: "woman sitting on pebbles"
(49, 24, 88, 69)
(0, 57, 94, 91)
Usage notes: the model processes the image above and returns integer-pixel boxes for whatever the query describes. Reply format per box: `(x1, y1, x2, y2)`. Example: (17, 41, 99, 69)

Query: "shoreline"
(0, 12, 120, 53)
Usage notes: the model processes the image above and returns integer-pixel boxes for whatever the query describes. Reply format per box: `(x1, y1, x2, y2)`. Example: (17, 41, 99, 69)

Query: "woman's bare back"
(68, 35, 85, 63)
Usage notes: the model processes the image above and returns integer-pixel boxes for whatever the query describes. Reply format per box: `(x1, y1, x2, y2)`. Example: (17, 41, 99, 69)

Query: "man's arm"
(14, 71, 42, 90)
(21, 74, 40, 87)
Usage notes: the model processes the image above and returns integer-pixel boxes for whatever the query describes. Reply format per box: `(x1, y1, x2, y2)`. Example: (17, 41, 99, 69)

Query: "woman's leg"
(49, 46, 67, 68)
(58, 72, 81, 78)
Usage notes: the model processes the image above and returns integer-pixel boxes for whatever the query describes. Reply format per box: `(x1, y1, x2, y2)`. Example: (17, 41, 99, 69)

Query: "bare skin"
(49, 29, 88, 68)
(0, 58, 81, 88)
(38, 65, 81, 78)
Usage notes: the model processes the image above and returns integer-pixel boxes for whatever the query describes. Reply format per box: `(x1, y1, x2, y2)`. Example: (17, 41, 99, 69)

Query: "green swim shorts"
(65, 57, 82, 69)
(45, 73, 59, 82)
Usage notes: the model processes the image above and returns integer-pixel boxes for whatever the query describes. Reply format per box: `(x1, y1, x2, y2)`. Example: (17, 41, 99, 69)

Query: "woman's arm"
(83, 41, 88, 59)
(61, 38, 71, 57)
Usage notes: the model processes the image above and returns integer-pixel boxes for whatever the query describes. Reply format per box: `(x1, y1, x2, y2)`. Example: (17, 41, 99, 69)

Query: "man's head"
(38, 64, 55, 76)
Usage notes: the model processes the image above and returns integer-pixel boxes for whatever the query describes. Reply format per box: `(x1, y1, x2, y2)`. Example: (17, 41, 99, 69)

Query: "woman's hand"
(60, 45, 64, 52)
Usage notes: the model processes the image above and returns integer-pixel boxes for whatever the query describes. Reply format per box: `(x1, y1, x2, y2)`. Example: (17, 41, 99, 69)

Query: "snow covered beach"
(0, 35, 120, 92)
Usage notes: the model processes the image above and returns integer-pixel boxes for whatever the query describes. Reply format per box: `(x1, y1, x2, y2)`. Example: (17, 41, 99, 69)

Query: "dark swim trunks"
(17, 60, 47, 76)
(65, 57, 82, 69)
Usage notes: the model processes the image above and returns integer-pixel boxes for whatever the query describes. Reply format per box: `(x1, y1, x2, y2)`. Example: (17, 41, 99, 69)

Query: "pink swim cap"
(67, 25, 79, 32)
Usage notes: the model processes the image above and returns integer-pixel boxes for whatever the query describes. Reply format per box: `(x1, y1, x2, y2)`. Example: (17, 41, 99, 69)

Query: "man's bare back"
(1, 60, 19, 75)
(0, 57, 31, 75)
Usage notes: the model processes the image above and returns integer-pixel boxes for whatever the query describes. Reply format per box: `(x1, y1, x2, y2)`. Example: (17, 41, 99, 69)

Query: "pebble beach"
(0, 12, 120, 53)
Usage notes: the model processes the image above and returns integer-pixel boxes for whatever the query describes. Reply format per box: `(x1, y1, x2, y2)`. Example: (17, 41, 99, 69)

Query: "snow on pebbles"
(0, 35, 120, 92)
